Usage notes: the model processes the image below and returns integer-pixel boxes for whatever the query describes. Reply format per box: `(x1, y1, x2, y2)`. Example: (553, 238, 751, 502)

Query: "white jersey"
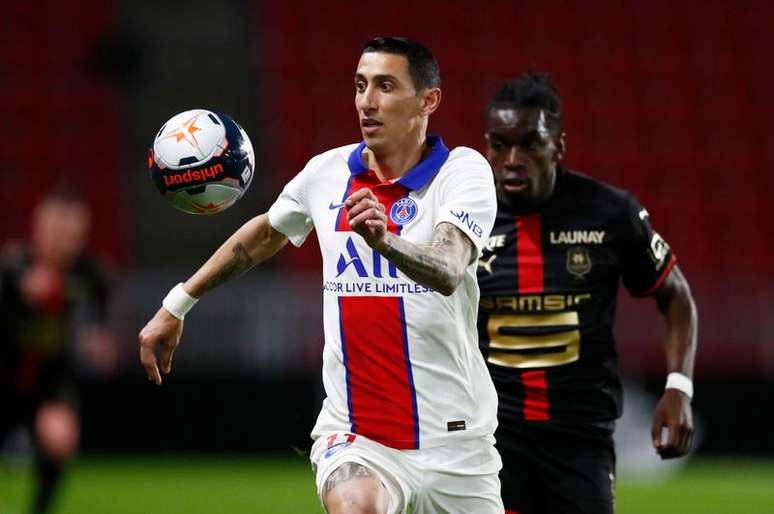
(268, 136, 498, 449)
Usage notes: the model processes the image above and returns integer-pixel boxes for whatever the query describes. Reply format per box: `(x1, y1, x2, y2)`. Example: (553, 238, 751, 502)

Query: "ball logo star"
(161, 113, 203, 149)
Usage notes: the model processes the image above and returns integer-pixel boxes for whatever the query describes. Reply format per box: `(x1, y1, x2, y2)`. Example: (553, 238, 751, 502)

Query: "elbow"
(678, 279, 698, 320)
(686, 289, 698, 316)
(669, 280, 699, 336)
(436, 271, 465, 297)
(436, 283, 456, 296)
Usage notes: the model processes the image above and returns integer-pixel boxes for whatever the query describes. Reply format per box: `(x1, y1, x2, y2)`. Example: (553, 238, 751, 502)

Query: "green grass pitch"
(2, 456, 773, 513)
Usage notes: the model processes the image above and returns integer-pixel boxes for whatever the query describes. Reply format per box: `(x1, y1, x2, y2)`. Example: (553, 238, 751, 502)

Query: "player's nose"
(356, 85, 378, 113)
(504, 145, 525, 169)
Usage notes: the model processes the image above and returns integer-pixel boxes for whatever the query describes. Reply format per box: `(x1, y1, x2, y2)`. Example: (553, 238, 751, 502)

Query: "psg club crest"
(566, 246, 592, 278)
(390, 197, 418, 225)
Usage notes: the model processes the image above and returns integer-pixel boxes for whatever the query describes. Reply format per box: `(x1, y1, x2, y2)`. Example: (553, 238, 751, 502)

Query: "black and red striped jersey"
(477, 167, 675, 440)
(0, 244, 109, 399)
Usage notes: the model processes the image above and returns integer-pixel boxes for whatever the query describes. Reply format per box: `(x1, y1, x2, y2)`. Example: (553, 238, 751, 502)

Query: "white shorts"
(310, 431, 503, 514)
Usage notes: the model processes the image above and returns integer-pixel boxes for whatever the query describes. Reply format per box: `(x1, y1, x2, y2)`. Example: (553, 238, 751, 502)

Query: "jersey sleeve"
(267, 156, 318, 247)
(619, 195, 676, 296)
(434, 149, 497, 253)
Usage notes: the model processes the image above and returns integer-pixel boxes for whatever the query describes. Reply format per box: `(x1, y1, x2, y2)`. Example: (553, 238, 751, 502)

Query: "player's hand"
(346, 188, 388, 249)
(21, 264, 64, 308)
(651, 388, 693, 459)
(138, 307, 183, 386)
(78, 325, 117, 374)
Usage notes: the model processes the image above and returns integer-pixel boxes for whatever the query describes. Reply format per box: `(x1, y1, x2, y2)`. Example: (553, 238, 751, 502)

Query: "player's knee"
(322, 463, 389, 514)
(34, 401, 80, 461)
(324, 486, 387, 514)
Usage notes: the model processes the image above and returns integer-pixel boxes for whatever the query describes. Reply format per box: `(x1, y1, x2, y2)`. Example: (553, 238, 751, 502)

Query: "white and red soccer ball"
(148, 109, 255, 214)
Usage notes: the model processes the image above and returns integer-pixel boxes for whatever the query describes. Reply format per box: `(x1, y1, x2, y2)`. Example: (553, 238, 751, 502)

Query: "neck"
(365, 131, 429, 182)
(31, 240, 72, 270)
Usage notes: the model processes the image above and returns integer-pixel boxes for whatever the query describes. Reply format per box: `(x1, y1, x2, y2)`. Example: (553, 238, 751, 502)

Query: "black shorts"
(498, 425, 616, 514)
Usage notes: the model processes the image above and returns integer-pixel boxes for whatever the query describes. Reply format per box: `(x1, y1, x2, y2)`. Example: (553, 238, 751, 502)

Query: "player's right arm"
(650, 265, 697, 458)
(619, 195, 698, 458)
(185, 214, 288, 297)
(138, 213, 288, 385)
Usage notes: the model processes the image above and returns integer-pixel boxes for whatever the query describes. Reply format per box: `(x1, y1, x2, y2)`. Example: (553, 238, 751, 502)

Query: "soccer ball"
(148, 109, 255, 214)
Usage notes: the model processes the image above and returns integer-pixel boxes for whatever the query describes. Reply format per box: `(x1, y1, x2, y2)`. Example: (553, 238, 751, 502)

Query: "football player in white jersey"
(139, 37, 503, 514)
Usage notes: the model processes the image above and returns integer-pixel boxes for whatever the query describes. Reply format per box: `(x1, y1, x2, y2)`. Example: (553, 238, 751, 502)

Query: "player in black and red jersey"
(477, 73, 698, 514)
(1, 188, 113, 514)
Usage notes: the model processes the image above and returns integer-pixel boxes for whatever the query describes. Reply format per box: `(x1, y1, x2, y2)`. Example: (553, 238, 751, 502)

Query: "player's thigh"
(310, 432, 410, 514)
(539, 441, 616, 514)
(417, 436, 504, 514)
(497, 436, 544, 514)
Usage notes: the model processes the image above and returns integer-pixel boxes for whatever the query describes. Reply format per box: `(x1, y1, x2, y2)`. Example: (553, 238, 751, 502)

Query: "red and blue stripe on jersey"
(336, 172, 418, 448)
(333, 138, 448, 449)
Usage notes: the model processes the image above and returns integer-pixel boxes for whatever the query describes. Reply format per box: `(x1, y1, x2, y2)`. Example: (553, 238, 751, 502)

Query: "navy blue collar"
(346, 135, 450, 191)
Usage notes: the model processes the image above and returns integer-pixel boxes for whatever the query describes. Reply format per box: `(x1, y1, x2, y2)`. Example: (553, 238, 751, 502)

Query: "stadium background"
(2, 0, 773, 512)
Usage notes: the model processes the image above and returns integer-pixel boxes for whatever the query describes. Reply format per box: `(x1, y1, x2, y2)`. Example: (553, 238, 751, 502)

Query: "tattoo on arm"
(323, 463, 377, 494)
(378, 222, 474, 296)
(200, 242, 254, 294)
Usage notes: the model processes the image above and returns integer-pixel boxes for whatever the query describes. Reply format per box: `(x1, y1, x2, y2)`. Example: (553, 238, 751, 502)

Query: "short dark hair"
(362, 37, 441, 91)
(488, 72, 562, 133)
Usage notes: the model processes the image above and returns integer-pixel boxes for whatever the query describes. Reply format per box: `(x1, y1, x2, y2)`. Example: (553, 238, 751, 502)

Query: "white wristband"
(162, 283, 198, 320)
(665, 372, 693, 399)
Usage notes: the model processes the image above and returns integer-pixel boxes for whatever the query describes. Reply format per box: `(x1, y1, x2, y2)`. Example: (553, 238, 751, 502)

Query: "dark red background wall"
(1, 1, 126, 262)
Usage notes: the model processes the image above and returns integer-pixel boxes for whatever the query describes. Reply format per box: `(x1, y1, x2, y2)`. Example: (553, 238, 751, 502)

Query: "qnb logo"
(336, 237, 398, 278)
(450, 209, 484, 238)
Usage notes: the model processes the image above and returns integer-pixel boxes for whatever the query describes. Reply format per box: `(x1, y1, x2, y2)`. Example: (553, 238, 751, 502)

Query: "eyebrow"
(355, 73, 399, 82)
(488, 130, 547, 146)
(488, 128, 542, 138)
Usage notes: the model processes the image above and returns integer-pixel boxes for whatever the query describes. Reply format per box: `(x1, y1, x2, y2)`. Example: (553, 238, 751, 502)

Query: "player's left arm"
(650, 264, 698, 459)
(345, 188, 474, 296)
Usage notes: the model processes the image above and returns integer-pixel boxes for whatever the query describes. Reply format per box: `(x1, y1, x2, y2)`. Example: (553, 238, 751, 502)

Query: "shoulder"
(436, 146, 493, 187)
(287, 144, 359, 193)
(445, 146, 490, 170)
(302, 143, 359, 173)
(560, 168, 636, 212)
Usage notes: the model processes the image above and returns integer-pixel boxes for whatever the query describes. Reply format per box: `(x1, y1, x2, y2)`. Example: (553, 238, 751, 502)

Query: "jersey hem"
(311, 424, 495, 450)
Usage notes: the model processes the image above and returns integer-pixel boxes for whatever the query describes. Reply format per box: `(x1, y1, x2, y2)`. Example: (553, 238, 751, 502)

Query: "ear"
(419, 88, 442, 116)
(554, 131, 567, 162)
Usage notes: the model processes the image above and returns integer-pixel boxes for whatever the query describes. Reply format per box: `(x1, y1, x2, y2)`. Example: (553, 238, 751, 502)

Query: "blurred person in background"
(477, 73, 698, 514)
(0, 187, 114, 514)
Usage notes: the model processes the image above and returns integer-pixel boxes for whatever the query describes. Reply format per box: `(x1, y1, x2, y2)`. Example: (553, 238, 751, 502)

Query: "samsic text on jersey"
(477, 167, 675, 438)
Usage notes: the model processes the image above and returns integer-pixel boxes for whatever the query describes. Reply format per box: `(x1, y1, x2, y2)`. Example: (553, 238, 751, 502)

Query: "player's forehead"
(486, 107, 551, 139)
(355, 52, 411, 83)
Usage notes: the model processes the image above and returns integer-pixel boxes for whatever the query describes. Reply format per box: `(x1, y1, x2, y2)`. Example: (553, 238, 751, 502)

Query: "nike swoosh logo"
(329, 201, 347, 210)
